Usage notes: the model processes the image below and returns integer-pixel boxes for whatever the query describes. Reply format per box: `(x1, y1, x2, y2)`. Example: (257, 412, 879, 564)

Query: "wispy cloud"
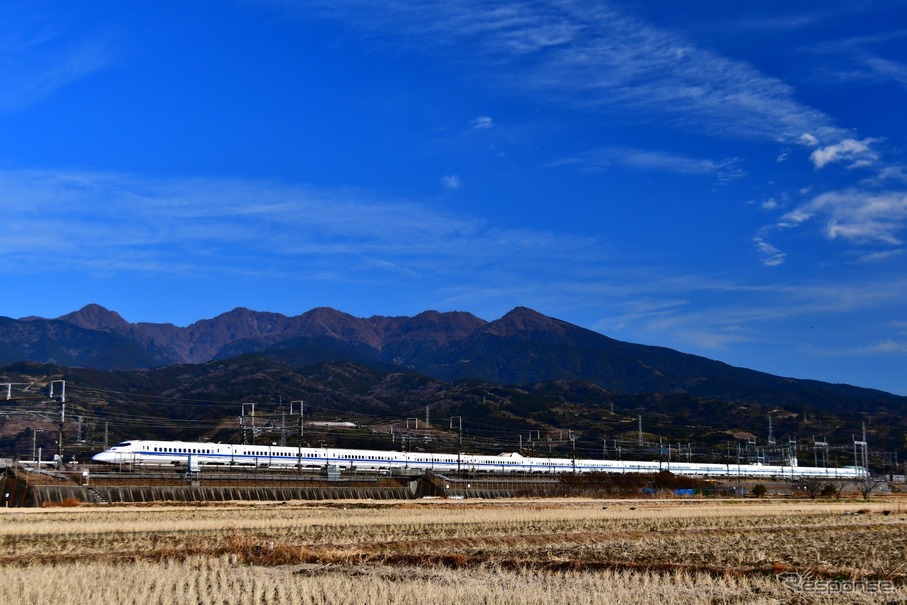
(440, 175, 461, 190)
(550, 146, 744, 182)
(0, 169, 606, 283)
(850, 339, 907, 355)
(285, 0, 843, 145)
(809, 28, 907, 91)
(753, 235, 786, 267)
(471, 116, 494, 129)
(859, 53, 907, 90)
(0, 11, 115, 111)
(592, 272, 907, 361)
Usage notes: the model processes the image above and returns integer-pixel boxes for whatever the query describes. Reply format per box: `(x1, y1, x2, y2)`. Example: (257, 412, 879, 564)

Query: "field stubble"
(1, 498, 905, 604)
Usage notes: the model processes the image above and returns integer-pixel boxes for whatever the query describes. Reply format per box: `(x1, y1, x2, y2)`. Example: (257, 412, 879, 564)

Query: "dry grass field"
(1, 497, 905, 604)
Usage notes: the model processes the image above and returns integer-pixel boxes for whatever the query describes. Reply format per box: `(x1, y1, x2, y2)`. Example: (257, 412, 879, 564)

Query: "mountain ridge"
(3, 304, 902, 411)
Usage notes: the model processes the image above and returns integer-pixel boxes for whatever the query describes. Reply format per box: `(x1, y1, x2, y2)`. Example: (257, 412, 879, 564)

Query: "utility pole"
(569, 430, 577, 473)
(813, 436, 828, 468)
(58, 400, 65, 459)
(853, 423, 869, 476)
(288, 400, 304, 474)
(32, 428, 41, 462)
(49, 380, 66, 403)
(241, 403, 256, 445)
(450, 417, 462, 474)
(637, 415, 643, 447)
(49, 380, 66, 459)
(290, 401, 303, 439)
(528, 430, 539, 457)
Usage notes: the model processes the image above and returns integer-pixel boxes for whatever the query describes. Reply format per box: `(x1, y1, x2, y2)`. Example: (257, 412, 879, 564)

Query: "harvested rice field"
(1, 498, 905, 604)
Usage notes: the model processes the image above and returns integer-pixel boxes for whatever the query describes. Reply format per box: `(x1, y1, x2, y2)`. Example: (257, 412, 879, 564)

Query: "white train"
(92, 439, 866, 479)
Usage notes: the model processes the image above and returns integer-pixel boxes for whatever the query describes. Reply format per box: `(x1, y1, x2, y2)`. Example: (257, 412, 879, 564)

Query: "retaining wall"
(31, 484, 416, 506)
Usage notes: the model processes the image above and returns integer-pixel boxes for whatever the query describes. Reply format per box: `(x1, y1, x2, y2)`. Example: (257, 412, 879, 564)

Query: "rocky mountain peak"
(484, 306, 567, 338)
(57, 304, 131, 333)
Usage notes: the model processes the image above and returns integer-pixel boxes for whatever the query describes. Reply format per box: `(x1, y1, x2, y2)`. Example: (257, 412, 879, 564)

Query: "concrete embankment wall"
(31, 484, 416, 506)
(8, 467, 566, 506)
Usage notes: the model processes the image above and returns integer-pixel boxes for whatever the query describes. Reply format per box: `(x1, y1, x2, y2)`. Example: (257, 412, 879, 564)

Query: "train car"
(91, 439, 867, 479)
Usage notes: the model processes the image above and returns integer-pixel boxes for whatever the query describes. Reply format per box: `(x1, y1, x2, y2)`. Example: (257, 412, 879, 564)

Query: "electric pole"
(450, 416, 462, 474)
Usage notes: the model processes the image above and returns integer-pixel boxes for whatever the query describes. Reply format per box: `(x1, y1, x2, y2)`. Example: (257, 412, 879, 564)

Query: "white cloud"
(471, 116, 494, 129)
(781, 188, 907, 245)
(809, 137, 880, 169)
(799, 133, 820, 146)
(753, 236, 786, 267)
(440, 174, 461, 190)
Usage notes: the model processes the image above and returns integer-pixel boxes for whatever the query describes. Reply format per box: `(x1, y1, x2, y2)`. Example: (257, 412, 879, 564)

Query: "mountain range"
(2, 304, 903, 412)
(2, 304, 905, 461)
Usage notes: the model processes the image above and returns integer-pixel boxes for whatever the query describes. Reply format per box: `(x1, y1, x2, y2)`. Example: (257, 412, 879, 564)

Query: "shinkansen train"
(92, 440, 866, 479)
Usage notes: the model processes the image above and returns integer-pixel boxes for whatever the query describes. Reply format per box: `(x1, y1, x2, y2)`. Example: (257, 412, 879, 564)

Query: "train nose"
(92, 451, 117, 463)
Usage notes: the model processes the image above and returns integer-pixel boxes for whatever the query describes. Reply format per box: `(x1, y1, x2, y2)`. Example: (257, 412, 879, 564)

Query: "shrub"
(820, 484, 837, 498)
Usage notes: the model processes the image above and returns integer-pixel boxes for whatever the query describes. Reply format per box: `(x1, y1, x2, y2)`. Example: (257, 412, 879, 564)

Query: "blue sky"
(2, 1, 906, 394)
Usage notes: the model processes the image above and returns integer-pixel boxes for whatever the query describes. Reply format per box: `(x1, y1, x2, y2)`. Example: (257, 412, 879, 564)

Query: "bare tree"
(798, 477, 825, 499)
(820, 483, 839, 499)
(856, 477, 887, 500)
